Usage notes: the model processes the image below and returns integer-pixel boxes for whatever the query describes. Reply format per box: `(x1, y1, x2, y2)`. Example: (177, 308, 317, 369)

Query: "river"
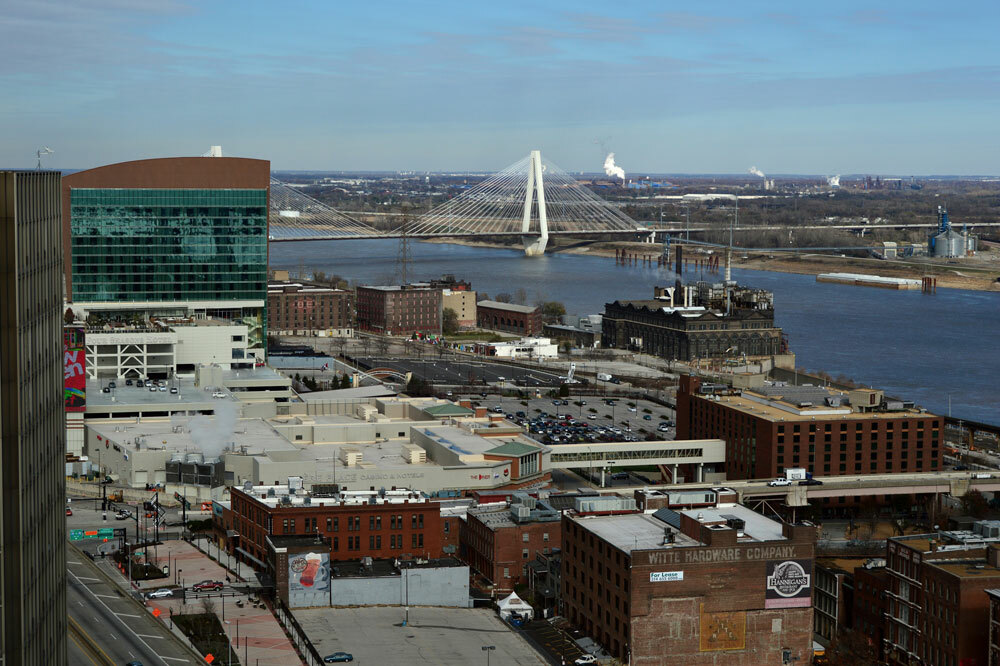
(269, 239, 1000, 423)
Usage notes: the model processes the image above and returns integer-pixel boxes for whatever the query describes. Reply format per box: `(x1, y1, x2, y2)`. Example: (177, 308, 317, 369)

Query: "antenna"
(36, 147, 53, 170)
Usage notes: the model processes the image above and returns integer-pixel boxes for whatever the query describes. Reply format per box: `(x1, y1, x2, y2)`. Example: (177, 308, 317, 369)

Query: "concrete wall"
(329, 565, 471, 608)
(174, 324, 248, 367)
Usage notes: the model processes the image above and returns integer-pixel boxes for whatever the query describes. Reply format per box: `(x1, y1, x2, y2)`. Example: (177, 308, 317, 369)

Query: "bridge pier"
(522, 234, 548, 256)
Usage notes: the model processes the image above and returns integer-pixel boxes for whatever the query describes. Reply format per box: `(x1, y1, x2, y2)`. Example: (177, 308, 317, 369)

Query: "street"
(66, 542, 199, 665)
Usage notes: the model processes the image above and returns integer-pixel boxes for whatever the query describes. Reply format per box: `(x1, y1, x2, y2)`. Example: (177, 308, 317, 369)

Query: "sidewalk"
(108, 540, 302, 665)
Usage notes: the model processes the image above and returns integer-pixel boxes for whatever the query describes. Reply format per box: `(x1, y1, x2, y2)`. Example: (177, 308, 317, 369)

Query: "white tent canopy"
(497, 591, 534, 621)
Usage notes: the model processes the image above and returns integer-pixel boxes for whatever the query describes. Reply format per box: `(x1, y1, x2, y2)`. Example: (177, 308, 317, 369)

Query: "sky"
(2, 0, 999, 174)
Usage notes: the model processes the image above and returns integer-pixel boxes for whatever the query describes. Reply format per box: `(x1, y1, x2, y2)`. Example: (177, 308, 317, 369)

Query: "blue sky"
(2, 0, 998, 174)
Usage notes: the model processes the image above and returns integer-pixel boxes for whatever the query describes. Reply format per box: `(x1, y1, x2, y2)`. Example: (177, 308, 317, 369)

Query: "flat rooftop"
(331, 557, 466, 578)
(701, 388, 931, 422)
(477, 300, 537, 314)
(87, 417, 295, 455)
(927, 560, 1000, 580)
(85, 378, 237, 409)
(418, 425, 543, 458)
(239, 484, 425, 508)
(571, 504, 787, 554)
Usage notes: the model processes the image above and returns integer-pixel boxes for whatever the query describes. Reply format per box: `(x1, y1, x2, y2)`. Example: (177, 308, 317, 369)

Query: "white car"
(767, 478, 792, 487)
(575, 656, 598, 665)
(146, 588, 174, 599)
(212, 391, 226, 398)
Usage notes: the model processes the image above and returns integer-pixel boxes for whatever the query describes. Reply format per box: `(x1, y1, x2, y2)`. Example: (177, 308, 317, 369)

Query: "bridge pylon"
(521, 149, 549, 256)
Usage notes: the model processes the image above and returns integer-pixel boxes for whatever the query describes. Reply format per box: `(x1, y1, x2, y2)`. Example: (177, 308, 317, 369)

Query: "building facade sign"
(650, 571, 684, 582)
(644, 544, 801, 566)
(64, 326, 86, 411)
(764, 559, 812, 609)
(288, 551, 331, 607)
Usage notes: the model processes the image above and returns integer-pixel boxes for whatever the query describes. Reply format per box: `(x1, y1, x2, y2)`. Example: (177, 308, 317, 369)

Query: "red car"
(192, 580, 223, 592)
(65, 507, 73, 516)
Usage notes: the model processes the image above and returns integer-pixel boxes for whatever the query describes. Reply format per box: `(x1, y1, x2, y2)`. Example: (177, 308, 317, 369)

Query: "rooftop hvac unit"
(288, 476, 303, 492)
(280, 496, 292, 505)
(303, 497, 311, 506)
(243, 481, 253, 492)
(663, 529, 675, 545)
(267, 488, 276, 497)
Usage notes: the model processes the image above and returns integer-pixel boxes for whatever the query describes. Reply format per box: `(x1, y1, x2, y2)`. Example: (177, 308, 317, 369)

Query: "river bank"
(420, 237, 1000, 292)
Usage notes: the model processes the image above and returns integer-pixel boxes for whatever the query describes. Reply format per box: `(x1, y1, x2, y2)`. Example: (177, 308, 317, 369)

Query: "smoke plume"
(186, 400, 238, 460)
(827, 175, 841, 187)
(748, 166, 766, 179)
(604, 153, 626, 183)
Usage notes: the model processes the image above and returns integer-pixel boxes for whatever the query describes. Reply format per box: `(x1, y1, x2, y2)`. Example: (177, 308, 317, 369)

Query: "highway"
(66, 542, 199, 666)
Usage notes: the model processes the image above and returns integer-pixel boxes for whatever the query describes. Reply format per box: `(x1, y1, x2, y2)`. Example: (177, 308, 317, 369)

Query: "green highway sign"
(69, 528, 115, 541)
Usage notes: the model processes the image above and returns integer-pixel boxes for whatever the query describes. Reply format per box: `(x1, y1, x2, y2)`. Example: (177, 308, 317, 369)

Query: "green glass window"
(70, 188, 267, 304)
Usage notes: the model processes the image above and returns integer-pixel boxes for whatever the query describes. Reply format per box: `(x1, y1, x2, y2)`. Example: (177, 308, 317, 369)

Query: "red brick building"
(884, 531, 1000, 666)
(561, 499, 818, 665)
(677, 375, 942, 481)
(476, 300, 543, 336)
(852, 559, 890, 662)
(356, 285, 441, 336)
(267, 281, 354, 336)
(461, 493, 561, 594)
(226, 482, 443, 570)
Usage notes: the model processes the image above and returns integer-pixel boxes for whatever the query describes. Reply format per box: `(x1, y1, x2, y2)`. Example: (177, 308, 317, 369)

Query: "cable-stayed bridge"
(268, 150, 658, 254)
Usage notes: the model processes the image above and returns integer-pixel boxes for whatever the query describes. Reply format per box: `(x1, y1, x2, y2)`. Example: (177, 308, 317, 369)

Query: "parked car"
(191, 580, 223, 591)
(323, 653, 354, 663)
(575, 656, 598, 665)
(643, 414, 652, 420)
(799, 478, 824, 486)
(767, 478, 792, 487)
(146, 588, 174, 599)
(65, 507, 73, 516)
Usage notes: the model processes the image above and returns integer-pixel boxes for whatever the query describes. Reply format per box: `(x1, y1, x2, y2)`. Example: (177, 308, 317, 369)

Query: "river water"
(269, 240, 1000, 423)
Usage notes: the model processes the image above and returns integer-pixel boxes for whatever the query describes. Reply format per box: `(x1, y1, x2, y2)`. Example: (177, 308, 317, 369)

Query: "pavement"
(140, 540, 300, 666)
(293, 606, 547, 665)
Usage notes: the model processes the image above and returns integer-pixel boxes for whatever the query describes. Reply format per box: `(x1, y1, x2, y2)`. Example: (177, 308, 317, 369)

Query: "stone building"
(476, 301, 543, 336)
(267, 281, 354, 336)
(601, 282, 782, 361)
(356, 284, 442, 336)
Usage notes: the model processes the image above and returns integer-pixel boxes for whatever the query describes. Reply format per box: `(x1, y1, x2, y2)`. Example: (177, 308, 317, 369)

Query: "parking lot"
(292, 606, 546, 665)
(458, 393, 676, 443)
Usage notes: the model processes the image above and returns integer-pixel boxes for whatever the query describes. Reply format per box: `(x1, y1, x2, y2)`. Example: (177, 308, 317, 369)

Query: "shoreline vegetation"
(419, 237, 1000, 292)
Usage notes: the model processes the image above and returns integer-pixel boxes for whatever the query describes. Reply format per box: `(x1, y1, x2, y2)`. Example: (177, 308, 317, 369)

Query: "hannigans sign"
(765, 559, 812, 608)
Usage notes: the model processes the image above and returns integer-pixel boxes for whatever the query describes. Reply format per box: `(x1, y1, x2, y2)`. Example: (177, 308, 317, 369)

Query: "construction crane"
(36, 146, 53, 170)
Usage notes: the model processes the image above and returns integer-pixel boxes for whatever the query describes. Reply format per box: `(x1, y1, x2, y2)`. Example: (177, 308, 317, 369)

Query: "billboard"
(63, 326, 86, 411)
(287, 551, 330, 607)
(765, 559, 812, 609)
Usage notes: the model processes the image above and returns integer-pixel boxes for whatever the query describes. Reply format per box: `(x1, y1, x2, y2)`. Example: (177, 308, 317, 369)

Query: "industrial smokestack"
(748, 166, 765, 179)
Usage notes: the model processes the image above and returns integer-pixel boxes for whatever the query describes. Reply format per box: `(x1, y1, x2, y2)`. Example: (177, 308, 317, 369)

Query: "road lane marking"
(161, 658, 191, 663)
(136, 634, 165, 639)
(76, 576, 100, 581)
(115, 613, 141, 618)
(94, 594, 118, 599)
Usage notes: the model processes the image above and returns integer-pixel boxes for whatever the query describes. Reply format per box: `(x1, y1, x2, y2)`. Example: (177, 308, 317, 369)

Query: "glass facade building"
(70, 188, 267, 303)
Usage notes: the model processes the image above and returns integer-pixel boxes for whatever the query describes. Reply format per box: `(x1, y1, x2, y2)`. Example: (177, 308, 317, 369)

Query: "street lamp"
(482, 645, 496, 666)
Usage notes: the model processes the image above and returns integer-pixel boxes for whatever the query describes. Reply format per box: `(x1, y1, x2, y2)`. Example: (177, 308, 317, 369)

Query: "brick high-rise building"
(677, 375, 941, 482)
(852, 558, 889, 663)
(884, 528, 1000, 666)
(0, 171, 67, 664)
(461, 493, 561, 594)
(356, 285, 441, 336)
(561, 489, 818, 665)
(226, 481, 443, 571)
(267, 281, 354, 336)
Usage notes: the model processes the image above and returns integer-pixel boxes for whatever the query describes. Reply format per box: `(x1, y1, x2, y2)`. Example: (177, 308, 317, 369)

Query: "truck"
(597, 373, 613, 382)
(784, 468, 810, 481)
